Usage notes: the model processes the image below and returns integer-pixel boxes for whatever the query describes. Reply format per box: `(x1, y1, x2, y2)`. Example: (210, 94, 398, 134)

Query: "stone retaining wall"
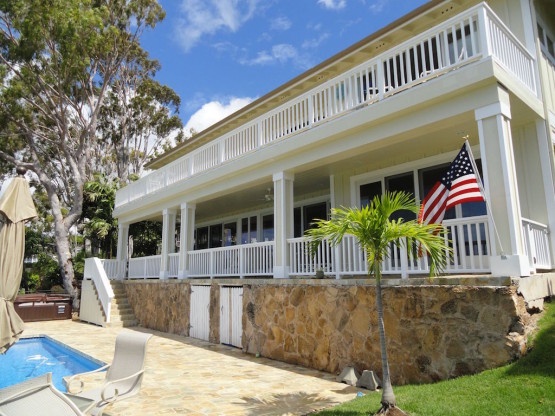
(122, 278, 534, 385)
(242, 283, 530, 384)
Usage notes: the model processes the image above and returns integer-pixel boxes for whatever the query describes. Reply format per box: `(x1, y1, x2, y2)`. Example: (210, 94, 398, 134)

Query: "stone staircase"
(107, 281, 138, 328)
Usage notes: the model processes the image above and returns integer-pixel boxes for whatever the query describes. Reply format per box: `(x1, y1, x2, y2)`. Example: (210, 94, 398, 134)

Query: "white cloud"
(302, 33, 330, 49)
(239, 44, 312, 68)
(184, 97, 255, 133)
(369, 0, 388, 14)
(317, 0, 346, 11)
(270, 16, 292, 31)
(175, 0, 260, 52)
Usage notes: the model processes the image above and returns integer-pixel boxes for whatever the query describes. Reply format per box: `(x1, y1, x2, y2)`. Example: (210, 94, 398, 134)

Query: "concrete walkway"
(22, 320, 362, 415)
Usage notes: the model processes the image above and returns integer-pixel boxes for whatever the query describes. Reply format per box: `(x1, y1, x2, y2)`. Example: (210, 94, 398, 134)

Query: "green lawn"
(317, 301, 555, 416)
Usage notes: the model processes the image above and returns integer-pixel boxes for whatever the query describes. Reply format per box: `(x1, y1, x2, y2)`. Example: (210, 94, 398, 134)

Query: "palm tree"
(306, 191, 450, 415)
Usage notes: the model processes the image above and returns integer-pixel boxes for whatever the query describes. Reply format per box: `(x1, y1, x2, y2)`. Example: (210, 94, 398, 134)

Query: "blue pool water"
(0, 336, 105, 392)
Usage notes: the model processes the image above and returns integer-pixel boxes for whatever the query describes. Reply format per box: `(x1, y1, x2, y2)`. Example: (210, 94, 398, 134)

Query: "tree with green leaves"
(97, 48, 184, 182)
(306, 192, 450, 415)
(0, 0, 166, 306)
(82, 173, 119, 258)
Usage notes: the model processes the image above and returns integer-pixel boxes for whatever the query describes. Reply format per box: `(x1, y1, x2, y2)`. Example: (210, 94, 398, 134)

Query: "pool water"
(0, 336, 105, 392)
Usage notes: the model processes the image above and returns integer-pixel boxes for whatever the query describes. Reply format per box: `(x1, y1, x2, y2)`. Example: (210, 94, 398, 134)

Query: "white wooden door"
(220, 286, 243, 348)
(190, 285, 210, 341)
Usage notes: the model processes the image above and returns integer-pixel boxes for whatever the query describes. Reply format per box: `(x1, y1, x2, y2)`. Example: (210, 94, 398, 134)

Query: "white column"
(475, 87, 529, 276)
(273, 171, 294, 279)
(178, 203, 196, 279)
(160, 208, 177, 279)
(116, 223, 129, 279)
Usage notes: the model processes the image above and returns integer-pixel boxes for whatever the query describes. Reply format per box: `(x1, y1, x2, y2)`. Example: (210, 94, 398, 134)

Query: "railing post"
(210, 251, 214, 279)
(257, 120, 264, 148)
(376, 58, 385, 100)
(334, 245, 341, 280)
(400, 239, 409, 279)
(239, 246, 245, 279)
(219, 141, 225, 165)
(524, 222, 536, 274)
(308, 96, 314, 128)
(476, 6, 491, 57)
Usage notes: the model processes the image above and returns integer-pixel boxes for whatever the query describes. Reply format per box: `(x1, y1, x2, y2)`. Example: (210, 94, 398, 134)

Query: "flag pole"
(464, 139, 505, 256)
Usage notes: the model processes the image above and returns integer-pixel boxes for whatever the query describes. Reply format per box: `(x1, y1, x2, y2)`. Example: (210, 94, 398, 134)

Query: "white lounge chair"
(65, 331, 152, 416)
(0, 373, 93, 416)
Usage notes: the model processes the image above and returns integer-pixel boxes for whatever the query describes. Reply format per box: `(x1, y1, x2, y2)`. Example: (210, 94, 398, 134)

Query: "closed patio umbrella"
(0, 168, 37, 354)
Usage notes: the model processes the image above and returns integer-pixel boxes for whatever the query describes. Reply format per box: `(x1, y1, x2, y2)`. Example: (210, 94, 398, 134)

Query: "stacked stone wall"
(124, 281, 191, 336)
(122, 279, 533, 384)
(242, 283, 529, 384)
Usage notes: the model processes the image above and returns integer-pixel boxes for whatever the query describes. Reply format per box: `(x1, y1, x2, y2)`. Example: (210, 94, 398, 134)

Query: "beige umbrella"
(0, 168, 38, 354)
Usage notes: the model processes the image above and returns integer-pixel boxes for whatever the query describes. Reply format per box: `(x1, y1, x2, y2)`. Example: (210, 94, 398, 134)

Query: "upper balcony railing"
(115, 3, 537, 209)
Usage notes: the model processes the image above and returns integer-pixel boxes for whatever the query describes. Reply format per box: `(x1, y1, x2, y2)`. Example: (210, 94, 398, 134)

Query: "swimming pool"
(0, 336, 105, 392)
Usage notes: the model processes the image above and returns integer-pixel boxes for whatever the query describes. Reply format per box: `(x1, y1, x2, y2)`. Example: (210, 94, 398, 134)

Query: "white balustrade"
(288, 216, 492, 277)
(289, 237, 334, 275)
(188, 242, 274, 278)
(168, 253, 180, 277)
(99, 259, 121, 280)
(128, 255, 162, 279)
(485, 10, 536, 93)
(115, 4, 536, 210)
(522, 218, 551, 271)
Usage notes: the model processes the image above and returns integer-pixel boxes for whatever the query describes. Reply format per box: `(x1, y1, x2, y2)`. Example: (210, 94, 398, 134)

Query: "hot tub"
(14, 294, 72, 322)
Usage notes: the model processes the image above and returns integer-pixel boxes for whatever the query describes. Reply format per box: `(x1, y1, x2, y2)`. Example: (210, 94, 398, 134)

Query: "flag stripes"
(418, 144, 484, 226)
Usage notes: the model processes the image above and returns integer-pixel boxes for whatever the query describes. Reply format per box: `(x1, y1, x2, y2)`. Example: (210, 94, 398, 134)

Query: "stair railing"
(84, 257, 115, 323)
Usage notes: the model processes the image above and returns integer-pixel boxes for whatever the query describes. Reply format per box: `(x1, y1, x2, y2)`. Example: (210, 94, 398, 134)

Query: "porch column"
(160, 208, 177, 279)
(178, 203, 196, 279)
(273, 171, 294, 279)
(116, 222, 129, 279)
(475, 87, 529, 276)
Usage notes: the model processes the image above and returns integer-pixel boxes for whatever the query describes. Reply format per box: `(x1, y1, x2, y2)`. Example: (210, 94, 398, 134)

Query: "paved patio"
(22, 320, 362, 415)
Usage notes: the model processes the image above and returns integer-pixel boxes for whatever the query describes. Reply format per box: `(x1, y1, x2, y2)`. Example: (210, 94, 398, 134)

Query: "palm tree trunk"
(374, 259, 396, 409)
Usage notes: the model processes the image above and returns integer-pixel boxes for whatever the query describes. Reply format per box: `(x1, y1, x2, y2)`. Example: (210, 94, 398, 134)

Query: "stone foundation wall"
(122, 278, 533, 385)
(242, 283, 530, 385)
(124, 281, 192, 336)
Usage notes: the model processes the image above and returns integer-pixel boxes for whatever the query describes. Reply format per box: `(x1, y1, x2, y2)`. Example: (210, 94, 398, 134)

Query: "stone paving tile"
(22, 320, 362, 415)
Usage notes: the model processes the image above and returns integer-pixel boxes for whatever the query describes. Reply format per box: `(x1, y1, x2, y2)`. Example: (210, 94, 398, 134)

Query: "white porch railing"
(168, 253, 180, 278)
(188, 241, 274, 278)
(128, 255, 162, 279)
(522, 218, 552, 271)
(288, 216, 492, 277)
(115, 3, 537, 210)
(83, 258, 114, 322)
(99, 259, 121, 280)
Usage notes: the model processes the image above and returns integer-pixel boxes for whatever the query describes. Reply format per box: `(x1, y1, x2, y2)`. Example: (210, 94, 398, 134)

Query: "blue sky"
(140, 0, 429, 135)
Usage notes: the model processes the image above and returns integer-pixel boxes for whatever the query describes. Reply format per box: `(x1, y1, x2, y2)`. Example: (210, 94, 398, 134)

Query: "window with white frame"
(357, 158, 486, 220)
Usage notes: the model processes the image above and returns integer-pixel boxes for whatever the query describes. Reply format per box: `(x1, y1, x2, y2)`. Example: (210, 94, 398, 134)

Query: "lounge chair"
(0, 373, 92, 416)
(65, 331, 152, 416)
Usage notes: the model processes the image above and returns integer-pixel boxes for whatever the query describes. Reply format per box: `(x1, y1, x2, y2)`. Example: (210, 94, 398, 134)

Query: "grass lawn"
(317, 301, 555, 416)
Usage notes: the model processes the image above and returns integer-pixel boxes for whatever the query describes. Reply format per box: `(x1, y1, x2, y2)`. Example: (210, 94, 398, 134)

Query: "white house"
(106, 0, 555, 282)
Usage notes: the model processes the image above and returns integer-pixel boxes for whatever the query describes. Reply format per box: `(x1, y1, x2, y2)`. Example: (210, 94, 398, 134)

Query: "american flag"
(418, 143, 484, 225)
